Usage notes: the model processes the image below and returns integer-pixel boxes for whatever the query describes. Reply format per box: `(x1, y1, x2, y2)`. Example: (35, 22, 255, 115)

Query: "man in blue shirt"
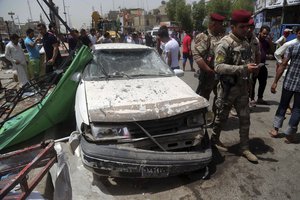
(24, 28, 41, 80)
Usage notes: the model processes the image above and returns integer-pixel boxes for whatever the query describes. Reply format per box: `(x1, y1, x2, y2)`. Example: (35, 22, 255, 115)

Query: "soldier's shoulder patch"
(215, 52, 225, 63)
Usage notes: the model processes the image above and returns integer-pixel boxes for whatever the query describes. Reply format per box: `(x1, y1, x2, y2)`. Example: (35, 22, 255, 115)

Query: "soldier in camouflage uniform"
(193, 13, 225, 108)
(211, 10, 260, 163)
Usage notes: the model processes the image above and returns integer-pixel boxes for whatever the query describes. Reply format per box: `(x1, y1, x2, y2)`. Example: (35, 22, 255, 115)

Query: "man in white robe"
(5, 34, 29, 87)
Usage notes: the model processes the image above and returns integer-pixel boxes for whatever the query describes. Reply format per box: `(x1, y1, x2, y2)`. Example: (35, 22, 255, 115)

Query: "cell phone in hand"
(257, 63, 265, 68)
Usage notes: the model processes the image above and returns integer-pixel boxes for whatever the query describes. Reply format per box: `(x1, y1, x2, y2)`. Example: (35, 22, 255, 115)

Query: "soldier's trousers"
(196, 73, 218, 113)
(212, 84, 250, 150)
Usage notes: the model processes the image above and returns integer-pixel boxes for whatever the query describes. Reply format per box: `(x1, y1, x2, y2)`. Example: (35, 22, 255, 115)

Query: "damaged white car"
(74, 43, 211, 178)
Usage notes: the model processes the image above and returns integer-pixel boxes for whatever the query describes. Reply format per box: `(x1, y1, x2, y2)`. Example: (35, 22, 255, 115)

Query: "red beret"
(231, 10, 252, 23)
(210, 13, 225, 22)
(248, 18, 254, 26)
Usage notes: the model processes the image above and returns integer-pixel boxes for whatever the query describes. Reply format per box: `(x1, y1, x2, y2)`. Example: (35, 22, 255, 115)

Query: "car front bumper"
(80, 133, 211, 178)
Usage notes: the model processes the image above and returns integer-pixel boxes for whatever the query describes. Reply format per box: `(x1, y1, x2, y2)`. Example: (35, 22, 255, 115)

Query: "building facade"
(254, 0, 300, 41)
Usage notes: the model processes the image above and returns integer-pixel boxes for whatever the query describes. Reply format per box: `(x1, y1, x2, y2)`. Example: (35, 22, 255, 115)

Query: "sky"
(0, 0, 186, 29)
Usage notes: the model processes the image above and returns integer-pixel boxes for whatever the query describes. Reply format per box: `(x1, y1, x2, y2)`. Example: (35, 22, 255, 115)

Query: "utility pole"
(8, 11, 15, 34)
(281, 0, 286, 24)
(100, 3, 103, 16)
(62, 0, 68, 33)
(15, 16, 22, 35)
(66, 6, 72, 28)
(27, 0, 33, 22)
(5, 21, 11, 37)
(8, 11, 15, 22)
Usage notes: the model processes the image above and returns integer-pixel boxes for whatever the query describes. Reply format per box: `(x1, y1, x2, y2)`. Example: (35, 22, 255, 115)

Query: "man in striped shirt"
(269, 26, 300, 143)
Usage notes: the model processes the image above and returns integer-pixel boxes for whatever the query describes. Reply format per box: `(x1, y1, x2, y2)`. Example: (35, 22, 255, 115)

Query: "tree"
(166, 0, 177, 21)
(166, 0, 193, 31)
(206, 0, 231, 19)
(231, 0, 254, 13)
(176, 1, 193, 31)
(192, 0, 207, 31)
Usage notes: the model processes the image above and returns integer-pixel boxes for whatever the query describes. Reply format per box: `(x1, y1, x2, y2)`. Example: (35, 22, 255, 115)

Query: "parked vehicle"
(149, 26, 160, 44)
(149, 26, 174, 46)
(74, 43, 211, 178)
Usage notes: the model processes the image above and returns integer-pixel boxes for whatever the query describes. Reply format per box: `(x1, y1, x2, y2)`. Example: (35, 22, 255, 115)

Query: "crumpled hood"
(84, 76, 209, 122)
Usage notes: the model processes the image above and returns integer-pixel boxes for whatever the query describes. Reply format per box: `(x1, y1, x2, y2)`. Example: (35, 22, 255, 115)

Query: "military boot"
(211, 136, 228, 152)
(242, 150, 258, 163)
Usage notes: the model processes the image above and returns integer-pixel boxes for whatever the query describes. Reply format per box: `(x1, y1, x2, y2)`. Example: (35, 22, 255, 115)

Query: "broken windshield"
(82, 48, 173, 80)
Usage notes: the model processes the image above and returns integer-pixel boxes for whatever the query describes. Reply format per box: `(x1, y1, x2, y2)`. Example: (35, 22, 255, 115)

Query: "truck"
(91, 11, 120, 42)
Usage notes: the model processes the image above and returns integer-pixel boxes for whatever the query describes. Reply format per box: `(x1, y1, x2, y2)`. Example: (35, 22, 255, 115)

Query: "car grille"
(125, 109, 204, 138)
(89, 109, 206, 141)
(128, 116, 184, 137)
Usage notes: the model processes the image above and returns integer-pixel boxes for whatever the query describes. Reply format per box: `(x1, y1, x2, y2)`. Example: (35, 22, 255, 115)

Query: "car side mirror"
(173, 69, 184, 77)
(71, 72, 82, 82)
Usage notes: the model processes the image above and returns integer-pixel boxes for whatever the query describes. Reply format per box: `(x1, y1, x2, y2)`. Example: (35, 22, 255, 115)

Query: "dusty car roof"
(93, 43, 152, 50)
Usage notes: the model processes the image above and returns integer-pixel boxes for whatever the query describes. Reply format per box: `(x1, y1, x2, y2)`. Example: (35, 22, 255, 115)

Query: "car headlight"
(187, 113, 205, 127)
(91, 124, 130, 139)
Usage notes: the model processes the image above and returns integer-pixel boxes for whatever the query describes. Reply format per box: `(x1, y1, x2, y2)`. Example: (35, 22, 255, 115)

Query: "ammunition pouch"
(219, 75, 237, 86)
(219, 75, 237, 101)
(197, 69, 216, 84)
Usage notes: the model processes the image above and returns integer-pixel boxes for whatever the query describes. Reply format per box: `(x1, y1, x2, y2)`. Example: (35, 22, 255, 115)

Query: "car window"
(83, 48, 173, 80)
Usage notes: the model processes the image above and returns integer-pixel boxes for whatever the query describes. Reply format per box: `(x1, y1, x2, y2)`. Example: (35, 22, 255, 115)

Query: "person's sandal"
(269, 129, 279, 138)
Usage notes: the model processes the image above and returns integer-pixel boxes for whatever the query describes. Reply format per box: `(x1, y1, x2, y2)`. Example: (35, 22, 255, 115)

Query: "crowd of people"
(1, 23, 158, 91)
(189, 10, 299, 163)
(154, 9, 299, 163)
(1, 11, 299, 164)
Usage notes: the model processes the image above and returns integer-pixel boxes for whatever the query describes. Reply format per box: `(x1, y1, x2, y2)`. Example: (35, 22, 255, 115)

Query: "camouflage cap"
(231, 10, 252, 23)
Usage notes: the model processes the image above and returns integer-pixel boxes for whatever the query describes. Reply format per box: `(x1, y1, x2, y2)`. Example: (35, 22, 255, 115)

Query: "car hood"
(84, 76, 209, 122)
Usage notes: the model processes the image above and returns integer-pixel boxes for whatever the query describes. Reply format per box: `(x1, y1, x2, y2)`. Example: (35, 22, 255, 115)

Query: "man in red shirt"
(182, 30, 195, 71)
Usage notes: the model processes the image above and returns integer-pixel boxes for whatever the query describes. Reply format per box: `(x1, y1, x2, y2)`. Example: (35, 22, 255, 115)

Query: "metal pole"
(16, 16, 22, 35)
(40, 0, 71, 53)
(62, 0, 68, 33)
(5, 21, 11, 37)
(280, 0, 286, 24)
(36, 0, 51, 22)
(27, 0, 33, 21)
(41, 0, 72, 33)
(8, 11, 15, 23)
(8, 11, 15, 33)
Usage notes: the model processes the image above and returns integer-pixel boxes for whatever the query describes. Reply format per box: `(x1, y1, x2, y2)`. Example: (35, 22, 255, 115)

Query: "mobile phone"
(257, 63, 265, 68)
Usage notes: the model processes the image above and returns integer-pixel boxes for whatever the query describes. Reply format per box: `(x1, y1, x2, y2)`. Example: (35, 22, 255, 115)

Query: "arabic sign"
(265, 0, 284, 9)
(255, 0, 266, 12)
(287, 0, 300, 5)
